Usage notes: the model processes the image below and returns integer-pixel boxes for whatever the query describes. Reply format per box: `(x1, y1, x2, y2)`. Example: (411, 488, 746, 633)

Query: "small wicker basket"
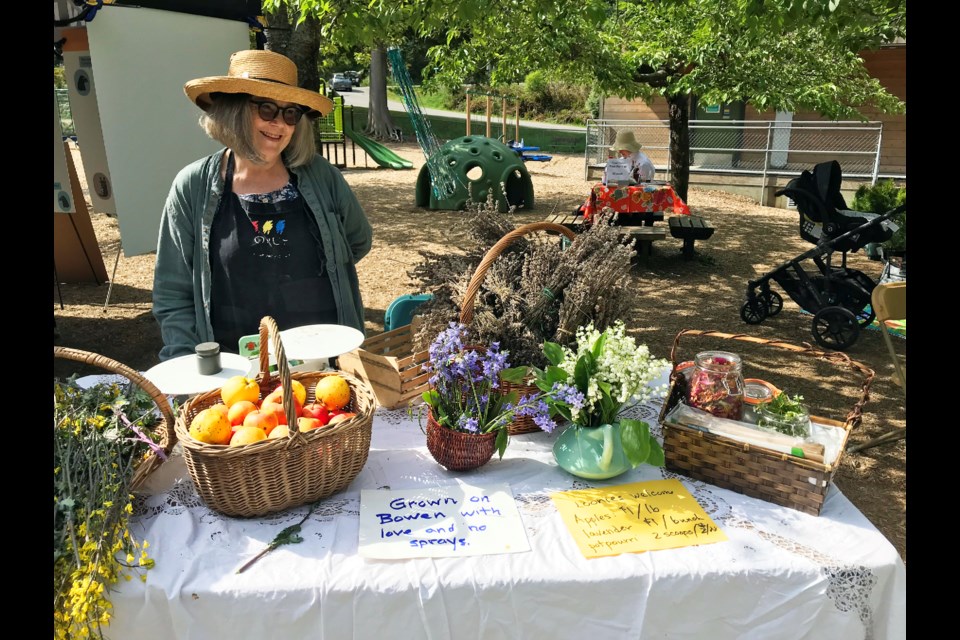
(54, 347, 178, 490)
(659, 329, 875, 516)
(175, 316, 376, 518)
(425, 408, 497, 470)
(459, 221, 576, 435)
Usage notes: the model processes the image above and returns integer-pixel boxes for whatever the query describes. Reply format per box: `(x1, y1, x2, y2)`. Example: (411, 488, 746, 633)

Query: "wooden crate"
(658, 329, 875, 516)
(337, 324, 430, 410)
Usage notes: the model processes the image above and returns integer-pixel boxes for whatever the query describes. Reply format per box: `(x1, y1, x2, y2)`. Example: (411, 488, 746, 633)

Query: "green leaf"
(591, 331, 608, 360)
(543, 341, 565, 366)
(545, 365, 569, 385)
(500, 366, 529, 384)
(646, 439, 665, 467)
(495, 428, 508, 459)
(574, 355, 591, 391)
(422, 389, 439, 407)
(620, 419, 652, 467)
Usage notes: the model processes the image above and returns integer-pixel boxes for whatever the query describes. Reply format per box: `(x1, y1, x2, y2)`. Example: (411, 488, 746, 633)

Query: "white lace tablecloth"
(109, 392, 906, 640)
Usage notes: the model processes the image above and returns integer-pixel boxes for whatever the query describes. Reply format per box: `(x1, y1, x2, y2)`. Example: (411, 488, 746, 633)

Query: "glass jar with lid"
(742, 378, 780, 424)
(686, 351, 745, 420)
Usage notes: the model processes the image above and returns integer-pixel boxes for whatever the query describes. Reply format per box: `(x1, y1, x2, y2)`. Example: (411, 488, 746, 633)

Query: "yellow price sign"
(551, 478, 727, 558)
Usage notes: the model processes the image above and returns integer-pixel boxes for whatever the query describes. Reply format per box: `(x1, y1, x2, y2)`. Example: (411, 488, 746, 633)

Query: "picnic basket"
(658, 329, 875, 516)
(54, 346, 178, 490)
(175, 316, 376, 518)
(459, 221, 577, 435)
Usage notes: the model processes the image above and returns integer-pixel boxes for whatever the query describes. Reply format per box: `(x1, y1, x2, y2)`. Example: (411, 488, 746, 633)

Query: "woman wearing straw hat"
(608, 130, 656, 184)
(152, 49, 373, 361)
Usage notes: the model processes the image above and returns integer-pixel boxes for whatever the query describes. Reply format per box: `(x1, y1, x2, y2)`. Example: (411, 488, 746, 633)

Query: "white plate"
(142, 352, 255, 397)
(270, 324, 365, 360)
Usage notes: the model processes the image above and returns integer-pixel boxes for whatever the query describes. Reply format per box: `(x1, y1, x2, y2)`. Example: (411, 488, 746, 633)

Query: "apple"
(220, 375, 260, 408)
(326, 411, 357, 426)
(243, 409, 279, 436)
(262, 381, 307, 410)
(301, 402, 330, 425)
(227, 400, 258, 427)
(297, 417, 323, 432)
(259, 401, 291, 426)
(268, 424, 290, 439)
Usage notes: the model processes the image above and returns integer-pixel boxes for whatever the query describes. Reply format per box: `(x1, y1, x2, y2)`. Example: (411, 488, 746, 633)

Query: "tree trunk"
(366, 45, 399, 141)
(263, 7, 321, 93)
(667, 92, 691, 202)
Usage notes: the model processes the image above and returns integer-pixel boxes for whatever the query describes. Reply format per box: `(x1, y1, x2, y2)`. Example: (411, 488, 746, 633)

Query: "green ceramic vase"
(552, 423, 631, 480)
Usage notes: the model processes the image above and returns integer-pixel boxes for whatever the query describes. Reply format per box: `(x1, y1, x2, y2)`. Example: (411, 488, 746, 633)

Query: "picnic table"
(580, 181, 691, 223)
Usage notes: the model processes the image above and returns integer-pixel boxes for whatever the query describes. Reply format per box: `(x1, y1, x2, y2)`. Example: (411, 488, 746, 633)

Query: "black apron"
(209, 153, 338, 353)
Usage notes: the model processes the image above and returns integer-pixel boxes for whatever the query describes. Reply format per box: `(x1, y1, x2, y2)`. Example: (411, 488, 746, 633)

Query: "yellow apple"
(220, 375, 260, 408)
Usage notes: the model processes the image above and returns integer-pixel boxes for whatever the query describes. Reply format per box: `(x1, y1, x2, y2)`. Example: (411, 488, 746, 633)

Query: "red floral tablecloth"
(581, 183, 691, 222)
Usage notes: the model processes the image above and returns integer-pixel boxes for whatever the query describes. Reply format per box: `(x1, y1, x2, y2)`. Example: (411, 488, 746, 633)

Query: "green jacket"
(152, 149, 372, 361)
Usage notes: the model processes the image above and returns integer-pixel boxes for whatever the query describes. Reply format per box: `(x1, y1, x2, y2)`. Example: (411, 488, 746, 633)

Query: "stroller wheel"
(759, 291, 783, 317)
(811, 306, 860, 351)
(811, 276, 875, 329)
(740, 298, 768, 325)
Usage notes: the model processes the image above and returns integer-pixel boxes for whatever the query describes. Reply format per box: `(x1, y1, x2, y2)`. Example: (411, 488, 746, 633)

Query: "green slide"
(344, 130, 413, 170)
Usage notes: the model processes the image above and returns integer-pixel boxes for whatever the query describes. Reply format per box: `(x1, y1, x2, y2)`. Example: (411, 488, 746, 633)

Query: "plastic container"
(687, 351, 744, 420)
(742, 378, 780, 425)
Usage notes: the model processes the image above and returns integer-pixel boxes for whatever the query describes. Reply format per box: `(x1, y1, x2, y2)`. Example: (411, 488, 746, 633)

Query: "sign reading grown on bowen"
(359, 483, 530, 559)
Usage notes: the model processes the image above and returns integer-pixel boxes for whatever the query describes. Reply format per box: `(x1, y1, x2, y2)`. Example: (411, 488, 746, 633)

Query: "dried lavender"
(408, 194, 636, 368)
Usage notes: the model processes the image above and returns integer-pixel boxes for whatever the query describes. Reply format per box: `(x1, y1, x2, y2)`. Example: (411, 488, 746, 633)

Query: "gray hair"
(199, 92, 316, 167)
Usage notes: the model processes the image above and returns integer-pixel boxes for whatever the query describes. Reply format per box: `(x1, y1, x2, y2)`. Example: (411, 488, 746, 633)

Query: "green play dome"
(415, 136, 535, 212)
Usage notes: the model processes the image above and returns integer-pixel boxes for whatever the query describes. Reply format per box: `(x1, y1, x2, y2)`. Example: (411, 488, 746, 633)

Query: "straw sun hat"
(610, 130, 642, 153)
(184, 49, 333, 118)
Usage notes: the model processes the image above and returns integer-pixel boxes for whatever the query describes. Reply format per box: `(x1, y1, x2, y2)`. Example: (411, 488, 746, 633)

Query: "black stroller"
(740, 160, 905, 351)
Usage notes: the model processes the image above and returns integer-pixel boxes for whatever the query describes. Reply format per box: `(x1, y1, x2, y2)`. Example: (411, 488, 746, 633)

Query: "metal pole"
(465, 93, 471, 136)
(501, 98, 507, 141)
(486, 96, 492, 138)
(102, 242, 122, 312)
(54, 260, 64, 309)
(871, 125, 883, 185)
(515, 104, 520, 142)
(760, 122, 773, 206)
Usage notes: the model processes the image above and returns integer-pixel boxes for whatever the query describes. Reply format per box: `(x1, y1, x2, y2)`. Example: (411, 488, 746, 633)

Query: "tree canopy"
(271, 0, 906, 198)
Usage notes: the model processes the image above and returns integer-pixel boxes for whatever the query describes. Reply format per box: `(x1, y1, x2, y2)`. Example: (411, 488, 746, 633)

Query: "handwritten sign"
(604, 156, 633, 186)
(551, 479, 726, 558)
(358, 483, 530, 559)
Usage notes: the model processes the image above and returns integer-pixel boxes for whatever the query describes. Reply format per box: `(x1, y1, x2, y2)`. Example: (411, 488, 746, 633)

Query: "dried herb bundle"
(408, 195, 637, 368)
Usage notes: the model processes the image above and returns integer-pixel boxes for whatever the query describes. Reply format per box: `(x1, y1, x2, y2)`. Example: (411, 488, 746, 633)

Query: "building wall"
(600, 45, 906, 181)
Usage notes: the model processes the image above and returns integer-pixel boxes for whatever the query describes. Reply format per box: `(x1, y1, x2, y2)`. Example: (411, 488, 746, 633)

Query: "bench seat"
(668, 215, 715, 259)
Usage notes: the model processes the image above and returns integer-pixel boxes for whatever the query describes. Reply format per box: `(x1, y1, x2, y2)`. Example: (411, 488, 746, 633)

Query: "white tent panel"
(86, 5, 248, 256)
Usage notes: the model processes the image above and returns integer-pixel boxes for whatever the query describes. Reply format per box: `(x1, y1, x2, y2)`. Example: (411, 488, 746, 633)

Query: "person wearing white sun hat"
(152, 49, 373, 361)
(606, 130, 656, 184)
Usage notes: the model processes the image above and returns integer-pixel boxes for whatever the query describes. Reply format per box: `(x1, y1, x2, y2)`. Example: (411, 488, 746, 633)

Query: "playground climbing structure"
(387, 46, 463, 199)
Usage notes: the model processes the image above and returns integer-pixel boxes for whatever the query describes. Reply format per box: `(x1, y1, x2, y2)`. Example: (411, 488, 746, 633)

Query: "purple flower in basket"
(418, 323, 552, 459)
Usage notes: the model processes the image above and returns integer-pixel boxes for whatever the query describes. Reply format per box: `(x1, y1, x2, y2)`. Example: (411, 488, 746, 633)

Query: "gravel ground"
(54, 142, 906, 564)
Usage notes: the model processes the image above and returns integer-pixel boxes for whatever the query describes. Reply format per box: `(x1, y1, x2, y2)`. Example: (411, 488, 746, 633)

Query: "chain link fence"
(585, 119, 888, 186)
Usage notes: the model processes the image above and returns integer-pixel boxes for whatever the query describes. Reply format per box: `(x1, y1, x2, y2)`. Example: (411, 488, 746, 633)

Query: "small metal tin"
(195, 342, 222, 376)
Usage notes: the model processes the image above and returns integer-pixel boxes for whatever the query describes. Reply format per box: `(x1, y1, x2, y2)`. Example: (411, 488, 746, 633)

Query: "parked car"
(343, 70, 362, 86)
(330, 73, 352, 92)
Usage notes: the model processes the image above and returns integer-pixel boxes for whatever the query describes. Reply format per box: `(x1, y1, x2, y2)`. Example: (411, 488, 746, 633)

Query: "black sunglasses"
(250, 100, 306, 126)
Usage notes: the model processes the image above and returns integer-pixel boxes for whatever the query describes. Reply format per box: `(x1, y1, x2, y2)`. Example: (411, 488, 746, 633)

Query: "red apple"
(242, 409, 279, 436)
(301, 402, 330, 425)
(326, 411, 357, 426)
